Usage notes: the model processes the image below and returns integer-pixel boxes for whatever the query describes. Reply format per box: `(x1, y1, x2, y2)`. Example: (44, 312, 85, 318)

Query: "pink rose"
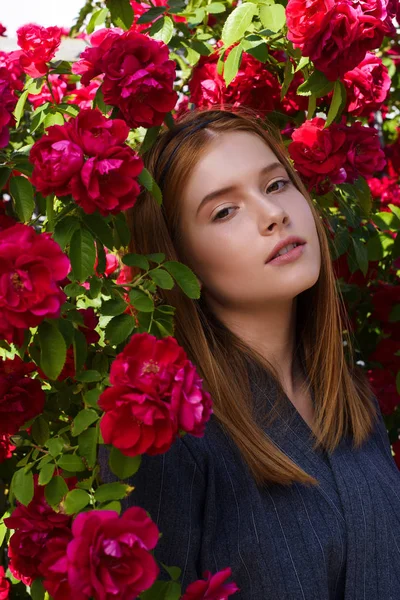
(0, 223, 70, 345)
(66, 508, 160, 600)
(17, 24, 62, 78)
(28, 74, 67, 110)
(73, 29, 178, 128)
(286, 0, 396, 80)
(181, 567, 240, 600)
(99, 333, 213, 456)
(0, 50, 24, 91)
(70, 145, 143, 215)
(343, 52, 391, 116)
(0, 69, 16, 148)
(288, 117, 348, 194)
(4, 477, 72, 584)
(30, 122, 84, 197)
(367, 176, 400, 208)
(342, 121, 386, 182)
(0, 567, 10, 600)
(0, 357, 45, 435)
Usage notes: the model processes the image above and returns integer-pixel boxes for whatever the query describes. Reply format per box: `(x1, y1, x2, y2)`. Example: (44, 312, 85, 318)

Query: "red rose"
(0, 567, 10, 600)
(0, 223, 70, 345)
(342, 121, 386, 183)
(78, 307, 100, 344)
(98, 333, 213, 456)
(370, 282, 400, 322)
(0, 69, 16, 148)
(39, 536, 71, 600)
(384, 129, 400, 180)
(332, 253, 379, 286)
(288, 117, 348, 194)
(286, 0, 395, 81)
(72, 108, 130, 157)
(65, 79, 101, 110)
(0, 434, 15, 463)
(343, 52, 391, 117)
(0, 24, 6, 37)
(0, 357, 45, 435)
(189, 44, 282, 118)
(4, 477, 72, 584)
(17, 24, 62, 78)
(66, 508, 159, 600)
(181, 567, 240, 600)
(369, 338, 400, 373)
(367, 176, 400, 208)
(30, 122, 84, 197)
(368, 368, 400, 415)
(0, 50, 24, 91)
(28, 74, 67, 110)
(70, 145, 143, 215)
(74, 29, 178, 128)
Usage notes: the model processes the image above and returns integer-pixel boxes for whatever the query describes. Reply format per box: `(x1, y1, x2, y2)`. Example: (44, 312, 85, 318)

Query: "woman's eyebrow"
(196, 161, 285, 215)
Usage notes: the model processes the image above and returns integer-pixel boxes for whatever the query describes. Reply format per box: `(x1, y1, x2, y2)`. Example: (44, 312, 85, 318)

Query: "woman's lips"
(266, 243, 306, 266)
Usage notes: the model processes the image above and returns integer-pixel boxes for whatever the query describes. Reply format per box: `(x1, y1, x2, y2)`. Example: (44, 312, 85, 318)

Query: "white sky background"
(1, 0, 85, 36)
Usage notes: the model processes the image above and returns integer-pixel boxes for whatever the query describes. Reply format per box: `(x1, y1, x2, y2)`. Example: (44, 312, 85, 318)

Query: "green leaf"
(136, 5, 165, 23)
(94, 482, 131, 503)
(30, 579, 46, 600)
(70, 228, 96, 282)
(87, 7, 109, 34)
(325, 80, 346, 128)
(366, 233, 386, 261)
(396, 371, 400, 395)
(139, 127, 162, 155)
(223, 44, 243, 87)
(149, 268, 175, 289)
(163, 261, 201, 299)
(113, 212, 131, 247)
(122, 253, 150, 270)
(45, 475, 69, 506)
(44, 112, 64, 128)
(53, 216, 80, 250)
(351, 238, 368, 277)
(160, 564, 182, 581)
(221, 3, 258, 46)
(64, 489, 91, 514)
(146, 253, 165, 264)
(296, 70, 334, 97)
(0, 167, 11, 190)
(97, 500, 121, 513)
(73, 328, 88, 374)
(64, 282, 85, 297)
(109, 447, 142, 479)
(105, 314, 136, 345)
(31, 416, 49, 446)
(129, 289, 154, 312)
(71, 408, 100, 437)
(100, 298, 128, 316)
(206, 2, 225, 13)
(14, 89, 29, 127)
(93, 86, 113, 114)
(78, 427, 98, 469)
(38, 463, 55, 485)
(46, 437, 64, 457)
(108, 0, 134, 29)
(57, 454, 86, 472)
(11, 468, 34, 506)
(81, 212, 115, 250)
(84, 388, 102, 408)
(150, 16, 174, 44)
(76, 370, 103, 383)
(259, 4, 286, 32)
(389, 304, 400, 323)
(38, 320, 67, 380)
(280, 58, 295, 101)
(9, 176, 35, 222)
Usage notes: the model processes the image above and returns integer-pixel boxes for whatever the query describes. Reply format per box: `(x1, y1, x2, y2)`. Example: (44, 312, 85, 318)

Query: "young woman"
(100, 107, 400, 599)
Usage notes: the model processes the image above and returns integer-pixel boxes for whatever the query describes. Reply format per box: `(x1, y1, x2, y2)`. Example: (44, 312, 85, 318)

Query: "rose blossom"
(72, 108, 130, 157)
(99, 332, 213, 456)
(343, 53, 391, 117)
(0, 434, 15, 463)
(0, 223, 70, 345)
(181, 567, 240, 600)
(0, 567, 10, 600)
(0, 50, 24, 91)
(65, 79, 101, 110)
(288, 117, 348, 194)
(17, 24, 62, 78)
(286, 0, 396, 81)
(367, 176, 400, 208)
(73, 29, 178, 128)
(66, 508, 160, 600)
(342, 121, 386, 183)
(0, 69, 16, 148)
(4, 476, 72, 584)
(0, 357, 45, 435)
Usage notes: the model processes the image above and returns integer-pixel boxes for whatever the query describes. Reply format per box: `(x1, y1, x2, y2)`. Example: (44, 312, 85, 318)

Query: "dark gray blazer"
(99, 364, 400, 599)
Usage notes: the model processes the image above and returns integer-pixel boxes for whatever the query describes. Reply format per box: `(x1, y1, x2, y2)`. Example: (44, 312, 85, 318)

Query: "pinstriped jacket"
(99, 363, 400, 599)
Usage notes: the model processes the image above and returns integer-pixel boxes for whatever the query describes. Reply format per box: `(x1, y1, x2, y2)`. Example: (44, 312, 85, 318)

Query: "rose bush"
(0, 0, 398, 598)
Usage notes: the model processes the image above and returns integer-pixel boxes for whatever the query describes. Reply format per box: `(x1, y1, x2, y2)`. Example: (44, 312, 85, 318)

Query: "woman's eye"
(267, 178, 290, 193)
(212, 206, 236, 221)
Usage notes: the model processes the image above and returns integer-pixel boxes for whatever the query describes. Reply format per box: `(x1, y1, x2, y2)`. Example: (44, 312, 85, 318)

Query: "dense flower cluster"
(286, 0, 397, 80)
(288, 117, 386, 194)
(16, 24, 62, 77)
(342, 52, 391, 116)
(0, 223, 70, 345)
(0, 357, 45, 435)
(98, 332, 213, 456)
(30, 108, 144, 215)
(72, 29, 178, 128)
(0, 69, 16, 149)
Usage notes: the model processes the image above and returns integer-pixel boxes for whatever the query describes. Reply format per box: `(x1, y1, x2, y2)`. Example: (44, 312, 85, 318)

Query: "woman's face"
(178, 130, 322, 311)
